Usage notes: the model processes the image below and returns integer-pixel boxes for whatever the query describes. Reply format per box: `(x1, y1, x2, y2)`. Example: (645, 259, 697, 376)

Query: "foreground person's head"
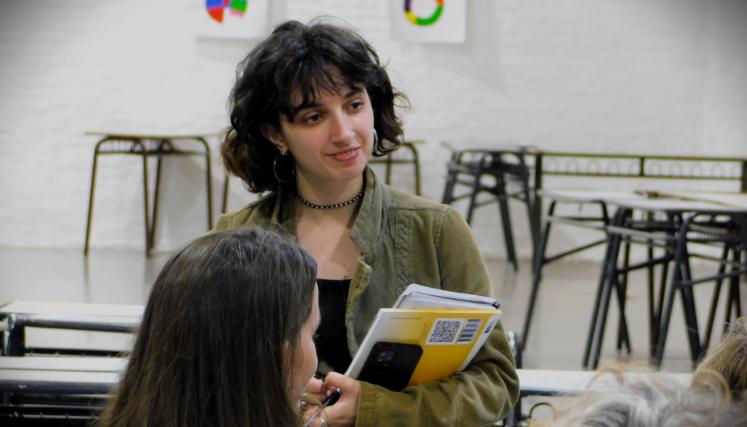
(99, 228, 319, 427)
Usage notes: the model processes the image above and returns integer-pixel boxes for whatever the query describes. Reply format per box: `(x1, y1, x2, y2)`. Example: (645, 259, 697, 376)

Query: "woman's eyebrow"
(344, 86, 364, 98)
(287, 85, 365, 119)
(287, 101, 320, 120)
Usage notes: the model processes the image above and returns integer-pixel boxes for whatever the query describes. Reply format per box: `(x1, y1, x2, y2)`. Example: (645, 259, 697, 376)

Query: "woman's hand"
(304, 376, 326, 400)
(301, 377, 329, 427)
(321, 372, 360, 427)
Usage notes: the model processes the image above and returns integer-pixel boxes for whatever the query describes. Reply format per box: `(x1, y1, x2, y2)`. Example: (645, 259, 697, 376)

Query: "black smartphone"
(357, 341, 423, 391)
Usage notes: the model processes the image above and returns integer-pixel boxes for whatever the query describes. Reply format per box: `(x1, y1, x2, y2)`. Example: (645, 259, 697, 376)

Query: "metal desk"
(0, 301, 143, 356)
(522, 189, 747, 368)
(0, 356, 125, 394)
(0, 356, 125, 423)
(522, 189, 642, 349)
(584, 194, 747, 369)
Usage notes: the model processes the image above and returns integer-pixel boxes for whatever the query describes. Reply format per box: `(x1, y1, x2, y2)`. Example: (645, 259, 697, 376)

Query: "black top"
(315, 278, 352, 373)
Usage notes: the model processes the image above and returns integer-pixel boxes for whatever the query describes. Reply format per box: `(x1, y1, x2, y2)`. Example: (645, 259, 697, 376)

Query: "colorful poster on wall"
(390, 0, 466, 43)
(193, 0, 269, 38)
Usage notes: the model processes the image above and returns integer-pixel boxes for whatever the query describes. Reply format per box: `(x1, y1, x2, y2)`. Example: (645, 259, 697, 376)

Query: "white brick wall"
(1, 0, 745, 258)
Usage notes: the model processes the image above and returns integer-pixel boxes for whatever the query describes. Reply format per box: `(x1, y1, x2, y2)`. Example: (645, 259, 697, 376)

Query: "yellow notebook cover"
(346, 308, 501, 386)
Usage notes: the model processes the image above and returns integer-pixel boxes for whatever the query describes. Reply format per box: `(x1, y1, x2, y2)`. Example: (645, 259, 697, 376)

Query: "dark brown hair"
(98, 228, 317, 427)
(221, 18, 408, 193)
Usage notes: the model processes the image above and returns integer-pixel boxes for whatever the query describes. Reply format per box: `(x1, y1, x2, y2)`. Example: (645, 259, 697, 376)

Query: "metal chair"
(83, 132, 214, 256)
(441, 146, 539, 271)
(369, 140, 423, 196)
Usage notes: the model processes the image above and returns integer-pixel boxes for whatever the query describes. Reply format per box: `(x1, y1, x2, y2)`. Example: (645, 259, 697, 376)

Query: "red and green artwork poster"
(196, 0, 266, 38)
(206, 0, 248, 24)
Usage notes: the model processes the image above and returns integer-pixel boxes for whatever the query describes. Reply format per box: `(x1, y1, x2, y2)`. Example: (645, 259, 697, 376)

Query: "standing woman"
(217, 19, 519, 426)
(98, 229, 322, 427)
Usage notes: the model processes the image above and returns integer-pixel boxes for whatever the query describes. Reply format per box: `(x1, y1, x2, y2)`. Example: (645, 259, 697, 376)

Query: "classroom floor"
(0, 246, 740, 373)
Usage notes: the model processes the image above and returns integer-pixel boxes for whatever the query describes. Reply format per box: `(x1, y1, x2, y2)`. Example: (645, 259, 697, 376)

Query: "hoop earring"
(372, 128, 379, 147)
(272, 153, 294, 184)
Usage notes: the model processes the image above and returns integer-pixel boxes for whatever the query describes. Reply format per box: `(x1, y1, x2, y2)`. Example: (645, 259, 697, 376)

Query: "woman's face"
(266, 81, 375, 191)
(288, 285, 320, 400)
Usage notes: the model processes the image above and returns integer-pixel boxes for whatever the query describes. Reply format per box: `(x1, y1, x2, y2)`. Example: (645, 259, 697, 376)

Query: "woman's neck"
(295, 173, 364, 207)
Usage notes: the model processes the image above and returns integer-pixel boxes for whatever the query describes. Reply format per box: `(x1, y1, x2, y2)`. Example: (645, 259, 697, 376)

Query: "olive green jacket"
(214, 169, 519, 427)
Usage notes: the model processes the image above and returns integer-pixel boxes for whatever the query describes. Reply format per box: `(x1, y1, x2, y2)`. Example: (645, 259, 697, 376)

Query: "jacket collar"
(351, 168, 384, 259)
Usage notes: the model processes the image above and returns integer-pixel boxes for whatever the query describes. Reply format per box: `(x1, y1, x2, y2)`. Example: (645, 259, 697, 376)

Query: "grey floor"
(1, 245, 740, 374)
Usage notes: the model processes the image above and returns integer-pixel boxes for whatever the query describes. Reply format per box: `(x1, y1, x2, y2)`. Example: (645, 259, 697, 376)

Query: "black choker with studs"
(295, 188, 365, 210)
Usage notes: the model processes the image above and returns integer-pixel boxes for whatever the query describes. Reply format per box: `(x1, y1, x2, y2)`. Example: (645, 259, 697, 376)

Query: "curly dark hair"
(221, 19, 408, 193)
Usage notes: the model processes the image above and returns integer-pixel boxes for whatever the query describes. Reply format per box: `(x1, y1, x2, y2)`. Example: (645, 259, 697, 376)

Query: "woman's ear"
(261, 124, 288, 154)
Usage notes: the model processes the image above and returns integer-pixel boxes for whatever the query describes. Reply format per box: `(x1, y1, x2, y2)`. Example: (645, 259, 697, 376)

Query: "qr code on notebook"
(427, 319, 463, 344)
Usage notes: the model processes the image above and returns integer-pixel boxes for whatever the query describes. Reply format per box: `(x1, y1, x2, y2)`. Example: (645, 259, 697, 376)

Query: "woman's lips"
(328, 146, 360, 162)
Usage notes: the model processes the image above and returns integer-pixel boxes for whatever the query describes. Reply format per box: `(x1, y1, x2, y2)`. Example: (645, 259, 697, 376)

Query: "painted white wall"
(1, 0, 745, 258)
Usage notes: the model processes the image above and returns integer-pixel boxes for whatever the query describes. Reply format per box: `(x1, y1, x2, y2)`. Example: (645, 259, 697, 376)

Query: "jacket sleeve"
(355, 207, 520, 427)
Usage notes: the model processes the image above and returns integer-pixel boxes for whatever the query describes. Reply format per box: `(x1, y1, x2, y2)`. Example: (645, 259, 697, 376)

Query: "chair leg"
(222, 174, 230, 214)
(678, 243, 703, 367)
(83, 145, 101, 255)
(140, 144, 152, 257)
(196, 137, 213, 229)
(205, 148, 213, 229)
(654, 245, 671, 355)
(441, 168, 457, 205)
(703, 244, 730, 350)
(385, 153, 393, 185)
(497, 185, 518, 271)
(520, 201, 555, 351)
(6, 315, 27, 356)
(583, 208, 627, 368)
(523, 186, 541, 266)
(149, 149, 164, 252)
(583, 240, 613, 367)
(654, 219, 690, 368)
(654, 275, 678, 368)
(724, 265, 737, 331)
(646, 238, 656, 352)
(733, 265, 743, 318)
(403, 142, 422, 196)
(465, 175, 481, 225)
(723, 246, 742, 329)
(586, 230, 623, 369)
(681, 285, 702, 367)
(616, 236, 632, 352)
